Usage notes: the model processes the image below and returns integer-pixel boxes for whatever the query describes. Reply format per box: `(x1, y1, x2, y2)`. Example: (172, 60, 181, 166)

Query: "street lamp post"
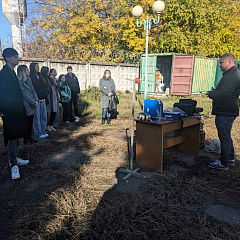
(132, 1, 165, 99)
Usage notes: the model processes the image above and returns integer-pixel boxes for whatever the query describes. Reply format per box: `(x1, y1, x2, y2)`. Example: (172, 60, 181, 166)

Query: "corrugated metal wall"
(192, 57, 217, 93)
(0, 58, 139, 91)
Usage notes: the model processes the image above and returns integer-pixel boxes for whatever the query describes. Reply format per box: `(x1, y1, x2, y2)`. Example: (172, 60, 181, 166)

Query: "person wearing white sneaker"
(0, 48, 29, 180)
(42, 66, 58, 134)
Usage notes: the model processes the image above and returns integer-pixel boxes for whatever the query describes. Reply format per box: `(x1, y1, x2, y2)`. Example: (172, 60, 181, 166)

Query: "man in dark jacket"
(0, 48, 29, 180)
(207, 53, 240, 170)
(65, 66, 80, 121)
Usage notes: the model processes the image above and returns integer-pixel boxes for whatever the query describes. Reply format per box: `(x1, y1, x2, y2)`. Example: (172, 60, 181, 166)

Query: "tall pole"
(144, 16, 149, 100)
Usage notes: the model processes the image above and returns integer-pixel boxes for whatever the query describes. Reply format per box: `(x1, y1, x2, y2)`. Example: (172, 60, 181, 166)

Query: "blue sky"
(0, 1, 12, 35)
(0, 0, 32, 48)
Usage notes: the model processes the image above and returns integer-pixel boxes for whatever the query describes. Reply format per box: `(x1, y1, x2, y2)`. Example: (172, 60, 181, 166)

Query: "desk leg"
(136, 122, 163, 173)
(174, 123, 200, 155)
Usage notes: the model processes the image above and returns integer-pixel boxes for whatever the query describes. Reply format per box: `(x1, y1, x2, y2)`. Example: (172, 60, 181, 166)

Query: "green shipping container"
(214, 59, 240, 87)
(191, 57, 217, 94)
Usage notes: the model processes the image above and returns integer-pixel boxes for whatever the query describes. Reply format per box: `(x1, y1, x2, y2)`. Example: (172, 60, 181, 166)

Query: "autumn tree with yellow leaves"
(27, 0, 240, 60)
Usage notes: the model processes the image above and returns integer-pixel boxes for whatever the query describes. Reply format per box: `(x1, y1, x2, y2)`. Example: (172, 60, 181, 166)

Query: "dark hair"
(41, 66, 55, 86)
(17, 65, 28, 82)
(58, 74, 65, 82)
(67, 66, 72, 70)
(103, 69, 111, 79)
(50, 68, 56, 74)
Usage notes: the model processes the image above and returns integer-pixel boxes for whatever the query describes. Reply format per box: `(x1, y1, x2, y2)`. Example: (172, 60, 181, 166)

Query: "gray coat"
(19, 77, 39, 116)
(46, 85, 58, 113)
(99, 77, 116, 108)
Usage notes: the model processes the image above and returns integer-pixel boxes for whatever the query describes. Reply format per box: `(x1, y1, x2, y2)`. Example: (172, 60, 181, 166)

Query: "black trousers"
(48, 112, 56, 126)
(24, 115, 34, 141)
(70, 91, 79, 116)
(61, 102, 75, 122)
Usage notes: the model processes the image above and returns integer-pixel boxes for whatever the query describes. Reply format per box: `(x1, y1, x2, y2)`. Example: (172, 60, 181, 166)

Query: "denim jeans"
(7, 139, 17, 167)
(53, 100, 59, 127)
(102, 108, 110, 118)
(33, 99, 47, 137)
(215, 115, 236, 166)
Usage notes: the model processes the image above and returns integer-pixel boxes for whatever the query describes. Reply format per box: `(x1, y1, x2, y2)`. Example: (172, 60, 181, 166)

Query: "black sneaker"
(229, 159, 235, 167)
(208, 160, 229, 170)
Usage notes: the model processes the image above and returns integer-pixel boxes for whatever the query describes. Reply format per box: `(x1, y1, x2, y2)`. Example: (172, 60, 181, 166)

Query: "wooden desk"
(136, 117, 200, 173)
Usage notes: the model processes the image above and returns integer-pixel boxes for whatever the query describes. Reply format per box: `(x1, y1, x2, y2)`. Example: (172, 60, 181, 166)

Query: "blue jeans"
(102, 108, 110, 118)
(53, 100, 59, 127)
(215, 115, 236, 166)
(33, 100, 47, 137)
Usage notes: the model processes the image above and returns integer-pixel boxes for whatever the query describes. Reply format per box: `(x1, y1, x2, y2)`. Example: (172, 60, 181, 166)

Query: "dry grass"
(1, 91, 240, 240)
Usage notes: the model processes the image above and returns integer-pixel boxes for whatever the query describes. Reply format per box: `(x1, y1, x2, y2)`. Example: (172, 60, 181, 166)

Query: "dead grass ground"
(0, 92, 240, 240)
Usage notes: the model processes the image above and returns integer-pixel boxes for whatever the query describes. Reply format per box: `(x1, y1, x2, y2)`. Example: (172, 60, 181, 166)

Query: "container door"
(170, 55, 195, 96)
(140, 55, 157, 93)
(192, 57, 217, 94)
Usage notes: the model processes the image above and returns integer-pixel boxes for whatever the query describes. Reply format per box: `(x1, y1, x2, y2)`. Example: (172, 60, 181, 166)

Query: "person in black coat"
(65, 66, 80, 121)
(207, 53, 240, 170)
(0, 48, 29, 180)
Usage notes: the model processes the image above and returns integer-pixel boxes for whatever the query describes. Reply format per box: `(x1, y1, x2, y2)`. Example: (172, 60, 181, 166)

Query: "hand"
(77, 93, 80, 97)
(35, 101, 38, 108)
(108, 92, 113, 96)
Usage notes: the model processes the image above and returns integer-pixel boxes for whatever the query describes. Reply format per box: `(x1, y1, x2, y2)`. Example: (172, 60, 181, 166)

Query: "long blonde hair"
(17, 65, 28, 82)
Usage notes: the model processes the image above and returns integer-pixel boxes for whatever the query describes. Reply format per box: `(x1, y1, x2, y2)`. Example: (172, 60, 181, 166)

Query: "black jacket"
(0, 65, 28, 140)
(65, 73, 80, 93)
(208, 66, 240, 116)
(31, 73, 49, 101)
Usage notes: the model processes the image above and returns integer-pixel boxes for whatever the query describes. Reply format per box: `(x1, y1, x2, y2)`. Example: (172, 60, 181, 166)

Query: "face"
(6, 55, 19, 67)
(219, 57, 232, 72)
(26, 67, 30, 77)
(61, 76, 66, 82)
(105, 71, 110, 79)
(51, 69, 57, 77)
(35, 64, 39, 73)
(68, 69, 72, 74)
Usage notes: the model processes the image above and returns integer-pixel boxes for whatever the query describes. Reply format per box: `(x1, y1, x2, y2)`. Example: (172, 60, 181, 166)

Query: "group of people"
(1, 47, 239, 180)
(0, 48, 81, 179)
(0, 47, 117, 180)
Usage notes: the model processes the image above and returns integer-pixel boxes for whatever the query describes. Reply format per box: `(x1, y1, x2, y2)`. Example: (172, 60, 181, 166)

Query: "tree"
(27, 0, 240, 60)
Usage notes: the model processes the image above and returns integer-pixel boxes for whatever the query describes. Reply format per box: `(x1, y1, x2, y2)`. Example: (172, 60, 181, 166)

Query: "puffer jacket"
(58, 81, 71, 103)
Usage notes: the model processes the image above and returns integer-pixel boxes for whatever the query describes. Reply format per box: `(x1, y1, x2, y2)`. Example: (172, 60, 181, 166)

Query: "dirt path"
(0, 118, 240, 239)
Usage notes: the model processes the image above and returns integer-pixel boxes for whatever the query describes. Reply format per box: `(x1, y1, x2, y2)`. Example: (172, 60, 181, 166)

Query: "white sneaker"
(44, 133, 49, 137)
(38, 134, 46, 139)
(16, 157, 29, 166)
(74, 119, 79, 123)
(50, 126, 56, 131)
(11, 165, 20, 180)
(9, 157, 30, 167)
(66, 121, 70, 123)
(46, 126, 52, 132)
(75, 116, 80, 120)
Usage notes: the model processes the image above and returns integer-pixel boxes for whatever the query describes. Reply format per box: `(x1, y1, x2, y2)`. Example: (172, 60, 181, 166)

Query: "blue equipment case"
(144, 99, 163, 119)
(163, 111, 182, 120)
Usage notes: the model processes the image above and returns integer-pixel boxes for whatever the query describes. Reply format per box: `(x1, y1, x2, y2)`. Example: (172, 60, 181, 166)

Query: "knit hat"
(2, 48, 18, 58)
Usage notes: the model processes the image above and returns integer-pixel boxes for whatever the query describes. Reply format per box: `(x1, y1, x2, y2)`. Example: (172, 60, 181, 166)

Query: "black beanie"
(2, 48, 19, 58)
